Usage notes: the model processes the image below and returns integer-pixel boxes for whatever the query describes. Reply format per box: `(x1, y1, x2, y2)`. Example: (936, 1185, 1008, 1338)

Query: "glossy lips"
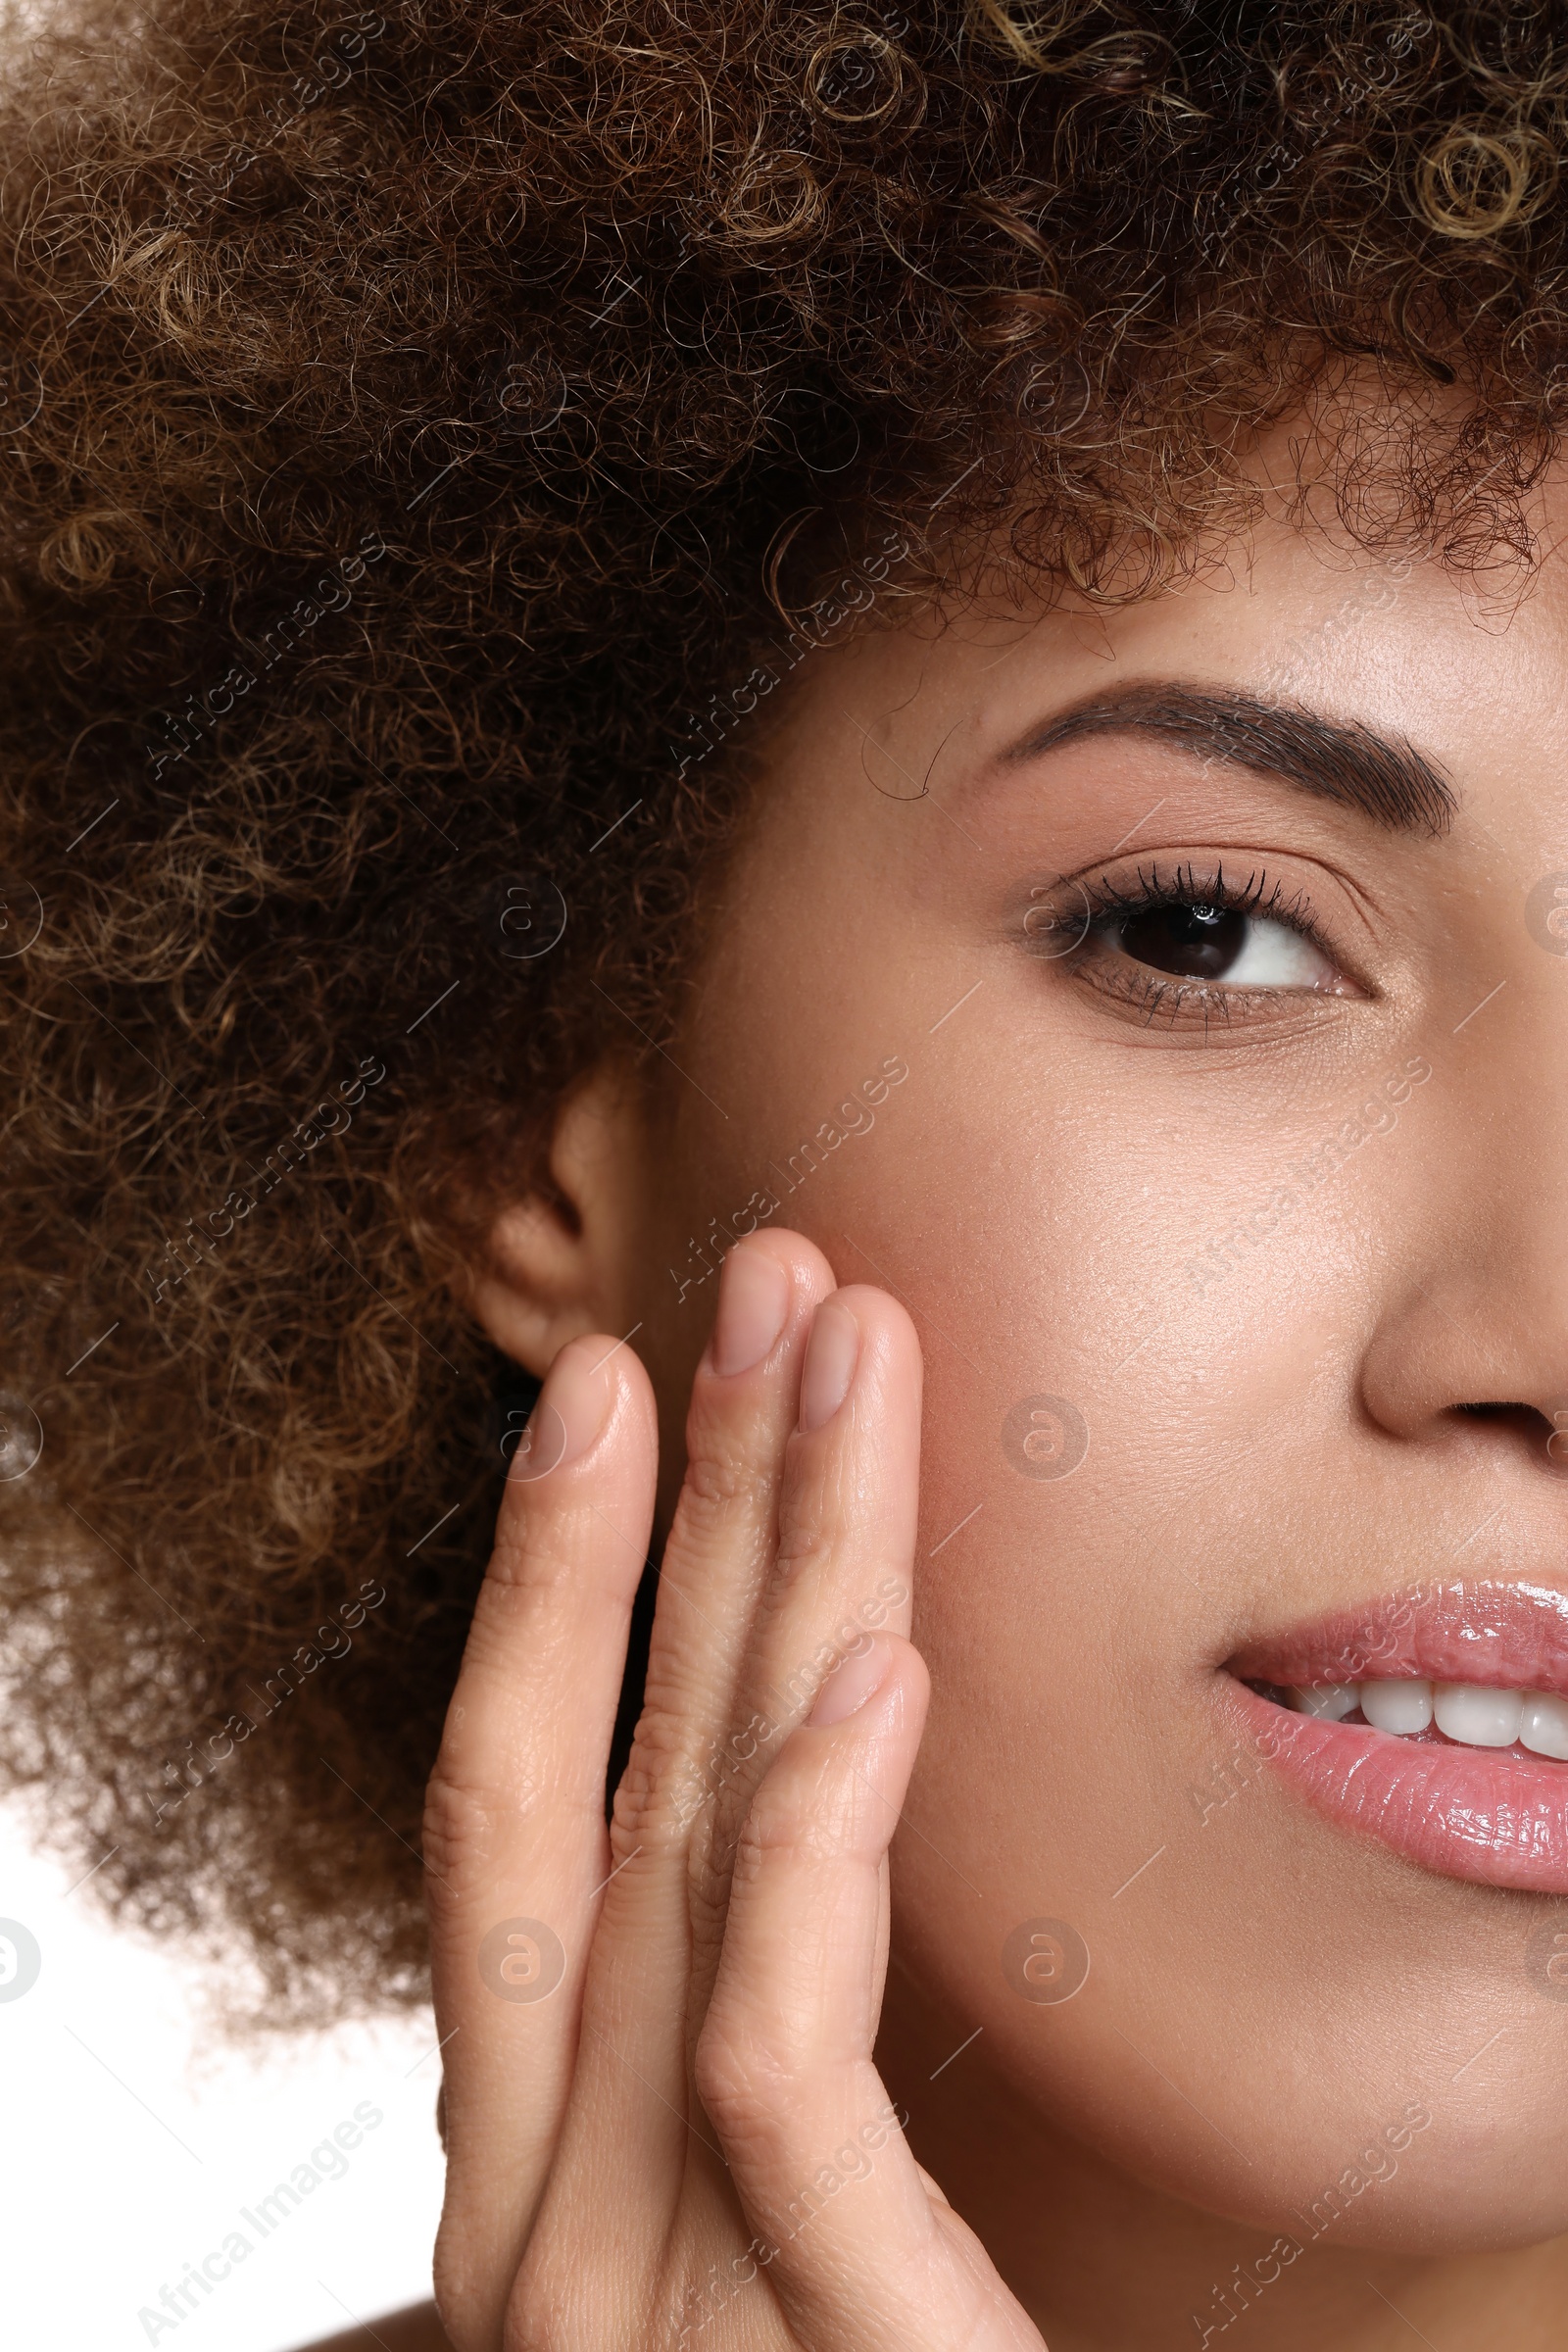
(1226, 1582, 1568, 1893)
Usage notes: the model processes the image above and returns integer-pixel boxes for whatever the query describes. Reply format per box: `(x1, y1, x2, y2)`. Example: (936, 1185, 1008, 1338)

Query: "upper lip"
(1228, 1579, 1568, 1704)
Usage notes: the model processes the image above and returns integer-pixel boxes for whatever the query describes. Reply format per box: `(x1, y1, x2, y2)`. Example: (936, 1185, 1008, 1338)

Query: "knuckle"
(610, 1703, 706, 1856)
(694, 2007, 795, 2141)
(678, 1436, 775, 1520)
(686, 1782, 751, 1920)
(420, 1757, 547, 1903)
(480, 1521, 580, 1599)
(689, 1708, 846, 1912)
(740, 1754, 841, 1864)
(421, 1770, 502, 1910)
(772, 1510, 836, 1588)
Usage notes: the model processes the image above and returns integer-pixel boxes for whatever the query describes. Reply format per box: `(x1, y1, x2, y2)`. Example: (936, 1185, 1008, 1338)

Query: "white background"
(0, 1798, 446, 2350)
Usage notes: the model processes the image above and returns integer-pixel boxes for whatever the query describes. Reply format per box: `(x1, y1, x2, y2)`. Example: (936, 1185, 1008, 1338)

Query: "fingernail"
(509, 1345, 611, 1481)
(799, 1298, 859, 1432)
(710, 1246, 791, 1378)
(809, 1636, 893, 1726)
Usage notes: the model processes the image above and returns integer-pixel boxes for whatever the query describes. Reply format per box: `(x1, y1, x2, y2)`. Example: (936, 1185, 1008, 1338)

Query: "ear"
(466, 1057, 650, 1377)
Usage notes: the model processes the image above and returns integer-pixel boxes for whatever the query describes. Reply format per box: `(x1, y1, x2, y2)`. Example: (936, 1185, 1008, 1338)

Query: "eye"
(1061, 860, 1348, 1004)
(1104, 897, 1336, 988)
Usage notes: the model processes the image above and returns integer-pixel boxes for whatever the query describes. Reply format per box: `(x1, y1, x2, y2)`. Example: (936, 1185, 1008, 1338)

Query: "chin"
(1149, 2110, 1568, 2258)
(1275, 2171, 1568, 2259)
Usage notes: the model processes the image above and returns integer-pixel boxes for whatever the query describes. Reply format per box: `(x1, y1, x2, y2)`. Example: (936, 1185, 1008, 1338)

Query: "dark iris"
(1116, 901, 1247, 979)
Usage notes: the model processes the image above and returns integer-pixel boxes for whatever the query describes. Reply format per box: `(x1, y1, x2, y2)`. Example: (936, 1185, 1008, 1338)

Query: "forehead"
(766, 481, 1568, 802)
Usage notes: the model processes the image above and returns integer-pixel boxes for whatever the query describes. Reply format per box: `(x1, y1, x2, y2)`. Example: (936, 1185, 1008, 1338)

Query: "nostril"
(1454, 1400, 1565, 1467)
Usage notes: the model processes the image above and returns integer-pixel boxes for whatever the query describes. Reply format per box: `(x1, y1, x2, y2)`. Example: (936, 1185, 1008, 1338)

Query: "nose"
(1359, 1038, 1568, 1481)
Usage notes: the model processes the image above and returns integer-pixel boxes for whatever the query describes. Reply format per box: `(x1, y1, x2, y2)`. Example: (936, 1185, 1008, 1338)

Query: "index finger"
(425, 1333, 657, 2337)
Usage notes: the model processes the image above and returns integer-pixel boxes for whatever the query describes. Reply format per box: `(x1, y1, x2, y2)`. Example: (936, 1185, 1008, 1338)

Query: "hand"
(424, 1228, 1045, 2350)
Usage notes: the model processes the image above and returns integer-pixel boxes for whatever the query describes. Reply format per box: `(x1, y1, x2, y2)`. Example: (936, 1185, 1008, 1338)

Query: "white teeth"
(1283, 1678, 1568, 1754)
(1521, 1694, 1568, 1760)
(1290, 1684, 1359, 1720)
(1360, 1679, 1434, 1735)
(1433, 1684, 1523, 1747)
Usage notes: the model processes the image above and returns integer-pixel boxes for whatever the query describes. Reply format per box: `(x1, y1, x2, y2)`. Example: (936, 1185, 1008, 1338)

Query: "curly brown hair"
(2, 0, 1566, 2023)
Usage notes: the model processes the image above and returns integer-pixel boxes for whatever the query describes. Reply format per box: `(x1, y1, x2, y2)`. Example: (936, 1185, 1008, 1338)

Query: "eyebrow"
(999, 683, 1455, 837)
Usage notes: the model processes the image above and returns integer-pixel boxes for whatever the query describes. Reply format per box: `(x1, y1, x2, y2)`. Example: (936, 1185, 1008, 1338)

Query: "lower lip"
(1223, 1678, 1568, 1893)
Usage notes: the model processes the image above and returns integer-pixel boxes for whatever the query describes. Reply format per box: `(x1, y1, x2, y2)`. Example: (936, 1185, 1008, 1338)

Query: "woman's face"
(622, 493, 1568, 2258)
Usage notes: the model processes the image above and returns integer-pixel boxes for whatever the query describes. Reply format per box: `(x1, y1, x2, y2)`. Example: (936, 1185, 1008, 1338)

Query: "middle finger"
(557, 1232, 836, 2194)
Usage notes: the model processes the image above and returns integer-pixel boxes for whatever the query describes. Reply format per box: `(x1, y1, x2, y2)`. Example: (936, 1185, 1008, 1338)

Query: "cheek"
(835, 1063, 1454, 2202)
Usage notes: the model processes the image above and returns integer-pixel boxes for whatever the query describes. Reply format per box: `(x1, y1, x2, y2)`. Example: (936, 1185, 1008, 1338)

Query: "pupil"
(1118, 901, 1247, 979)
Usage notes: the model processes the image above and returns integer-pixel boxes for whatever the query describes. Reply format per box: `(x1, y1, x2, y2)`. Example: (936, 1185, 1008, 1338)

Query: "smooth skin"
(297, 443, 1568, 2352)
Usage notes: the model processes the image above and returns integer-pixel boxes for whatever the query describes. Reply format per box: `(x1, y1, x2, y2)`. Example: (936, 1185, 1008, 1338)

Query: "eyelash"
(1054, 858, 1338, 1029)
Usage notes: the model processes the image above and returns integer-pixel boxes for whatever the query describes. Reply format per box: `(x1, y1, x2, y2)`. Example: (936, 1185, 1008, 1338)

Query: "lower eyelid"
(1068, 938, 1352, 1030)
(1075, 963, 1234, 1029)
(1077, 967, 1298, 1032)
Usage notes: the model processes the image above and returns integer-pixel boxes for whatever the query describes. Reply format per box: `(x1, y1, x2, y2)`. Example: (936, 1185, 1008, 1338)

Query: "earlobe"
(465, 1059, 648, 1377)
